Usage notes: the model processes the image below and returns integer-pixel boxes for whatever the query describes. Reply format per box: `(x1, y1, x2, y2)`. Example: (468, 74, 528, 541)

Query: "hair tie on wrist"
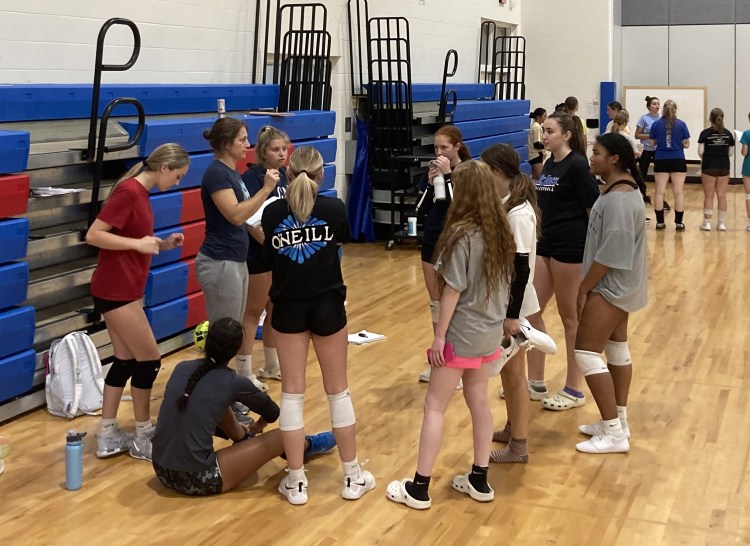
(183, 393, 190, 398)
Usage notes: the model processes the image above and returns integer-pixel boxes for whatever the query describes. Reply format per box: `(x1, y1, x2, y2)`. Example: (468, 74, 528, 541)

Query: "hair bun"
(202, 129, 212, 140)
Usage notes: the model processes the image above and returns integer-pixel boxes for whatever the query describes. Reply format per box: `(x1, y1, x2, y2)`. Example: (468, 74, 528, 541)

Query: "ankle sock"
(490, 438, 529, 464)
(288, 467, 306, 484)
(235, 354, 252, 378)
(263, 347, 280, 371)
(468, 464, 490, 493)
(405, 472, 431, 501)
(655, 209, 665, 224)
(342, 458, 361, 479)
(675, 210, 684, 225)
(563, 386, 584, 399)
(528, 379, 547, 393)
(100, 418, 117, 435)
(603, 417, 624, 438)
(617, 405, 627, 422)
(135, 420, 154, 437)
(717, 210, 727, 225)
(492, 421, 512, 443)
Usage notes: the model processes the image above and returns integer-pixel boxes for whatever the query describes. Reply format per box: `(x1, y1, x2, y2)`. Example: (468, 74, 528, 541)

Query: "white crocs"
(450, 473, 494, 502)
(541, 390, 585, 411)
(517, 318, 557, 354)
(386, 479, 431, 510)
(258, 367, 282, 381)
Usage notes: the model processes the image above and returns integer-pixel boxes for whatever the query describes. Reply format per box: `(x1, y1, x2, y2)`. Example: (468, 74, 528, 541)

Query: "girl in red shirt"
(86, 143, 190, 462)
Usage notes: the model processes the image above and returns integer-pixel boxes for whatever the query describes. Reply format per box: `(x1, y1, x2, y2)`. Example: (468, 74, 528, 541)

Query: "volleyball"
(193, 321, 209, 351)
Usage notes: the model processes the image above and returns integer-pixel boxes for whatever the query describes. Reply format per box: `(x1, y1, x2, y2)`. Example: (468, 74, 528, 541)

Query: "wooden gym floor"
(1, 184, 749, 545)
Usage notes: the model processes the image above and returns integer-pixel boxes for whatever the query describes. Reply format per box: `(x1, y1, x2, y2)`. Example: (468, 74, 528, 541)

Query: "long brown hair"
(286, 146, 324, 222)
(480, 144, 541, 238)
(709, 107, 725, 133)
(435, 126, 471, 161)
(548, 111, 586, 157)
(435, 161, 515, 301)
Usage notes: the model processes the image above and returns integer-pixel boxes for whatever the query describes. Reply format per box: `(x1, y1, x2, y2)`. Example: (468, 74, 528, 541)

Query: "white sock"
(235, 354, 253, 378)
(617, 405, 627, 422)
(100, 418, 117, 435)
(288, 467, 306, 483)
(263, 347, 279, 371)
(342, 458, 361, 478)
(603, 417, 624, 438)
(717, 211, 727, 223)
(528, 379, 546, 390)
(135, 420, 154, 437)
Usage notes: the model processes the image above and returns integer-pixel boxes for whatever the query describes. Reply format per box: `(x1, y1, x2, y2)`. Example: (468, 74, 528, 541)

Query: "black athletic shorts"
(247, 257, 270, 275)
(153, 460, 223, 496)
(272, 291, 347, 336)
(421, 241, 436, 264)
(93, 296, 135, 315)
(654, 158, 687, 173)
(702, 167, 730, 177)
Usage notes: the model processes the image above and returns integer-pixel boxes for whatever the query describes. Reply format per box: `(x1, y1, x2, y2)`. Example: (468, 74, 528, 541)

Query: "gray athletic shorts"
(195, 252, 248, 323)
(153, 460, 223, 496)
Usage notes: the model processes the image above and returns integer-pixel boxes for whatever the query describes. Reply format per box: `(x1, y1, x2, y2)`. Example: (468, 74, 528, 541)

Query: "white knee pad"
(279, 392, 305, 431)
(604, 341, 631, 366)
(429, 300, 440, 323)
(575, 350, 609, 377)
(328, 389, 356, 429)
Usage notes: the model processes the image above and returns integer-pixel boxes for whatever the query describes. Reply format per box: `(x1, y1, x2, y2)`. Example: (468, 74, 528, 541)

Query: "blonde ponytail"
(108, 143, 189, 201)
(286, 146, 324, 222)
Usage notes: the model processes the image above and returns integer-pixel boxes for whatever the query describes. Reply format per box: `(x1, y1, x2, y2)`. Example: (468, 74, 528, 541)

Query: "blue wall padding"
(148, 153, 214, 193)
(319, 188, 338, 198)
(0, 219, 29, 264)
(0, 84, 280, 122)
(0, 262, 29, 310)
(270, 111, 336, 141)
(0, 349, 36, 403)
(292, 137, 337, 163)
(453, 115, 529, 140)
(600, 82, 617, 131)
(520, 161, 531, 176)
(0, 130, 30, 173)
(0, 306, 35, 360)
(452, 100, 531, 122)
(145, 262, 189, 307)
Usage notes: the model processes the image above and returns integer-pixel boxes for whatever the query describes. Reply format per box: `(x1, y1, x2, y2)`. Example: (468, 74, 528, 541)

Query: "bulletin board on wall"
(624, 86, 707, 162)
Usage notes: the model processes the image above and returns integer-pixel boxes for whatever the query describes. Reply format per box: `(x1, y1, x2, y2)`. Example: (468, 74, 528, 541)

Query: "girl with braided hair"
(152, 318, 334, 496)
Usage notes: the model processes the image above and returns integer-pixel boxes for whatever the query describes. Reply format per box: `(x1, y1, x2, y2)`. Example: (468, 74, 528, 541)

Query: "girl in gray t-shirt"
(386, 161, 516, 510)
(574, 133, 648, 456)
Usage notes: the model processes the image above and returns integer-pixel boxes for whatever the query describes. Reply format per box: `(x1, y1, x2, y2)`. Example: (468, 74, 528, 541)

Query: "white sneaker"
(576, 432, 629, 454)
(517, 318, 557, 354)
(579, 420, 630, 439)
(700, 220, 711, 231)
(258, 367, 282, 381)
(249, 374, 269, 393)
(717, 222, 727, 232)
(279, 474, 308, 505)
(96, 426, 132, 458)
(129, 434, 153, 461)
(342, 469, 376, 500)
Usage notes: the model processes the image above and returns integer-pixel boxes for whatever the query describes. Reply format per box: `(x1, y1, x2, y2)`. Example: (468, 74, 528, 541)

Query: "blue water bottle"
(65, 430, 87, 491)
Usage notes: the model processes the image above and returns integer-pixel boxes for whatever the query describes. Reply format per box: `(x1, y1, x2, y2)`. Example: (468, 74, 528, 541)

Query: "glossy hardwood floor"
(1, 184, 749, 546)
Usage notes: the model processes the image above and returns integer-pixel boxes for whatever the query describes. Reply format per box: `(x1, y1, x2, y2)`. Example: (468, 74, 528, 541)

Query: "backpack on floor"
(45, 331, 105, 419)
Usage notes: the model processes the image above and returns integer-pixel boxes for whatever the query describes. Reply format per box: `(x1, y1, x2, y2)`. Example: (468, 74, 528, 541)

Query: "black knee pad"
(105, 358, 135, 388)
(130, 359, 161, 389)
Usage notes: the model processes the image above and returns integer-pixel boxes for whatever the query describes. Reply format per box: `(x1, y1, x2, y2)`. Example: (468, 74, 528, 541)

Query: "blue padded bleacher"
(0, 262, 29, 310)
(0, 306, 35, 360)
(367, 83, 494, 102)
(123, 111, 336, 156)
(452, 99, 531, 122)
(320, 164, 336, 192)
(0, 349, 36, 403)
(0, 84, 280, 122)
(465, 130, 529, 158)
(0, 130, 30, 174)
(0, 219, 29, 264)
(293, 137, 337, 163)
(145, 259, 200, 307)
(453, 116, 529, 140)
(520, 162, 532, 176)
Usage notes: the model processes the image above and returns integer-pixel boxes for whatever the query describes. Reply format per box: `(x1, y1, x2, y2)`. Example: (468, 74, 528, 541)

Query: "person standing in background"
(698, 107, 735, 231)
(528, 108, 547, 180)
(636, 96, 671, 212)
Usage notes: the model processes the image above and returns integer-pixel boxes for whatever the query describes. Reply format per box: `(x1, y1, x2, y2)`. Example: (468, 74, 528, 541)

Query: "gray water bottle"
(65, 430, 87, 491)
(433, 173, 446, 200)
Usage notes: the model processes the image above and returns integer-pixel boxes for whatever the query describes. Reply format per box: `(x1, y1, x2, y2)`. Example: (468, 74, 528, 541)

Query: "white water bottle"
(433, 173, 446, 201)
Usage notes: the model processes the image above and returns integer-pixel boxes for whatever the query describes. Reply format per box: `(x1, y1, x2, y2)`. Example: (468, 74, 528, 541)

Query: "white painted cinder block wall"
(520, 0, 614, 132)
(0, 0, 522, 199)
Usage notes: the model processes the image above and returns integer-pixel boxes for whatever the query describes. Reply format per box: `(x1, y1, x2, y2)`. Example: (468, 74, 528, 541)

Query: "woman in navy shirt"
(649, 100, 690, 230)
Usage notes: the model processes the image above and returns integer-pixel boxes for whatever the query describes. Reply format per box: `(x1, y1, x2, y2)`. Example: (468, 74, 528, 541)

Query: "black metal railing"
(87, 98, 145, 228)
(493, 36, 526, 100)
(438, 49, 458, 124)
(347, 0, 370, 96)
(84, 18, 141, 161)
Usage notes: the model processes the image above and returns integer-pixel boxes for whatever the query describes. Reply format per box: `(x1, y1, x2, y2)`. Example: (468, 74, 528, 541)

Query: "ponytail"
(287, 146, 324, 222)
(109, 143, 189, 202)
(662, 100, 677, 128)
(176, 317, 244, 410)
(709, 107, 725, 134)
(548, 111, 587, 157)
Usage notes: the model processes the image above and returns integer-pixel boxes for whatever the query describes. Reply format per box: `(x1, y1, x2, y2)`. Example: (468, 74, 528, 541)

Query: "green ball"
(193, 321, 209, 351)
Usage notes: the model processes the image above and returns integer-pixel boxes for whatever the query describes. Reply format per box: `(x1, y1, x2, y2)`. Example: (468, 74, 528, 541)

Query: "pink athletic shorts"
(445, 346, 502, 369)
